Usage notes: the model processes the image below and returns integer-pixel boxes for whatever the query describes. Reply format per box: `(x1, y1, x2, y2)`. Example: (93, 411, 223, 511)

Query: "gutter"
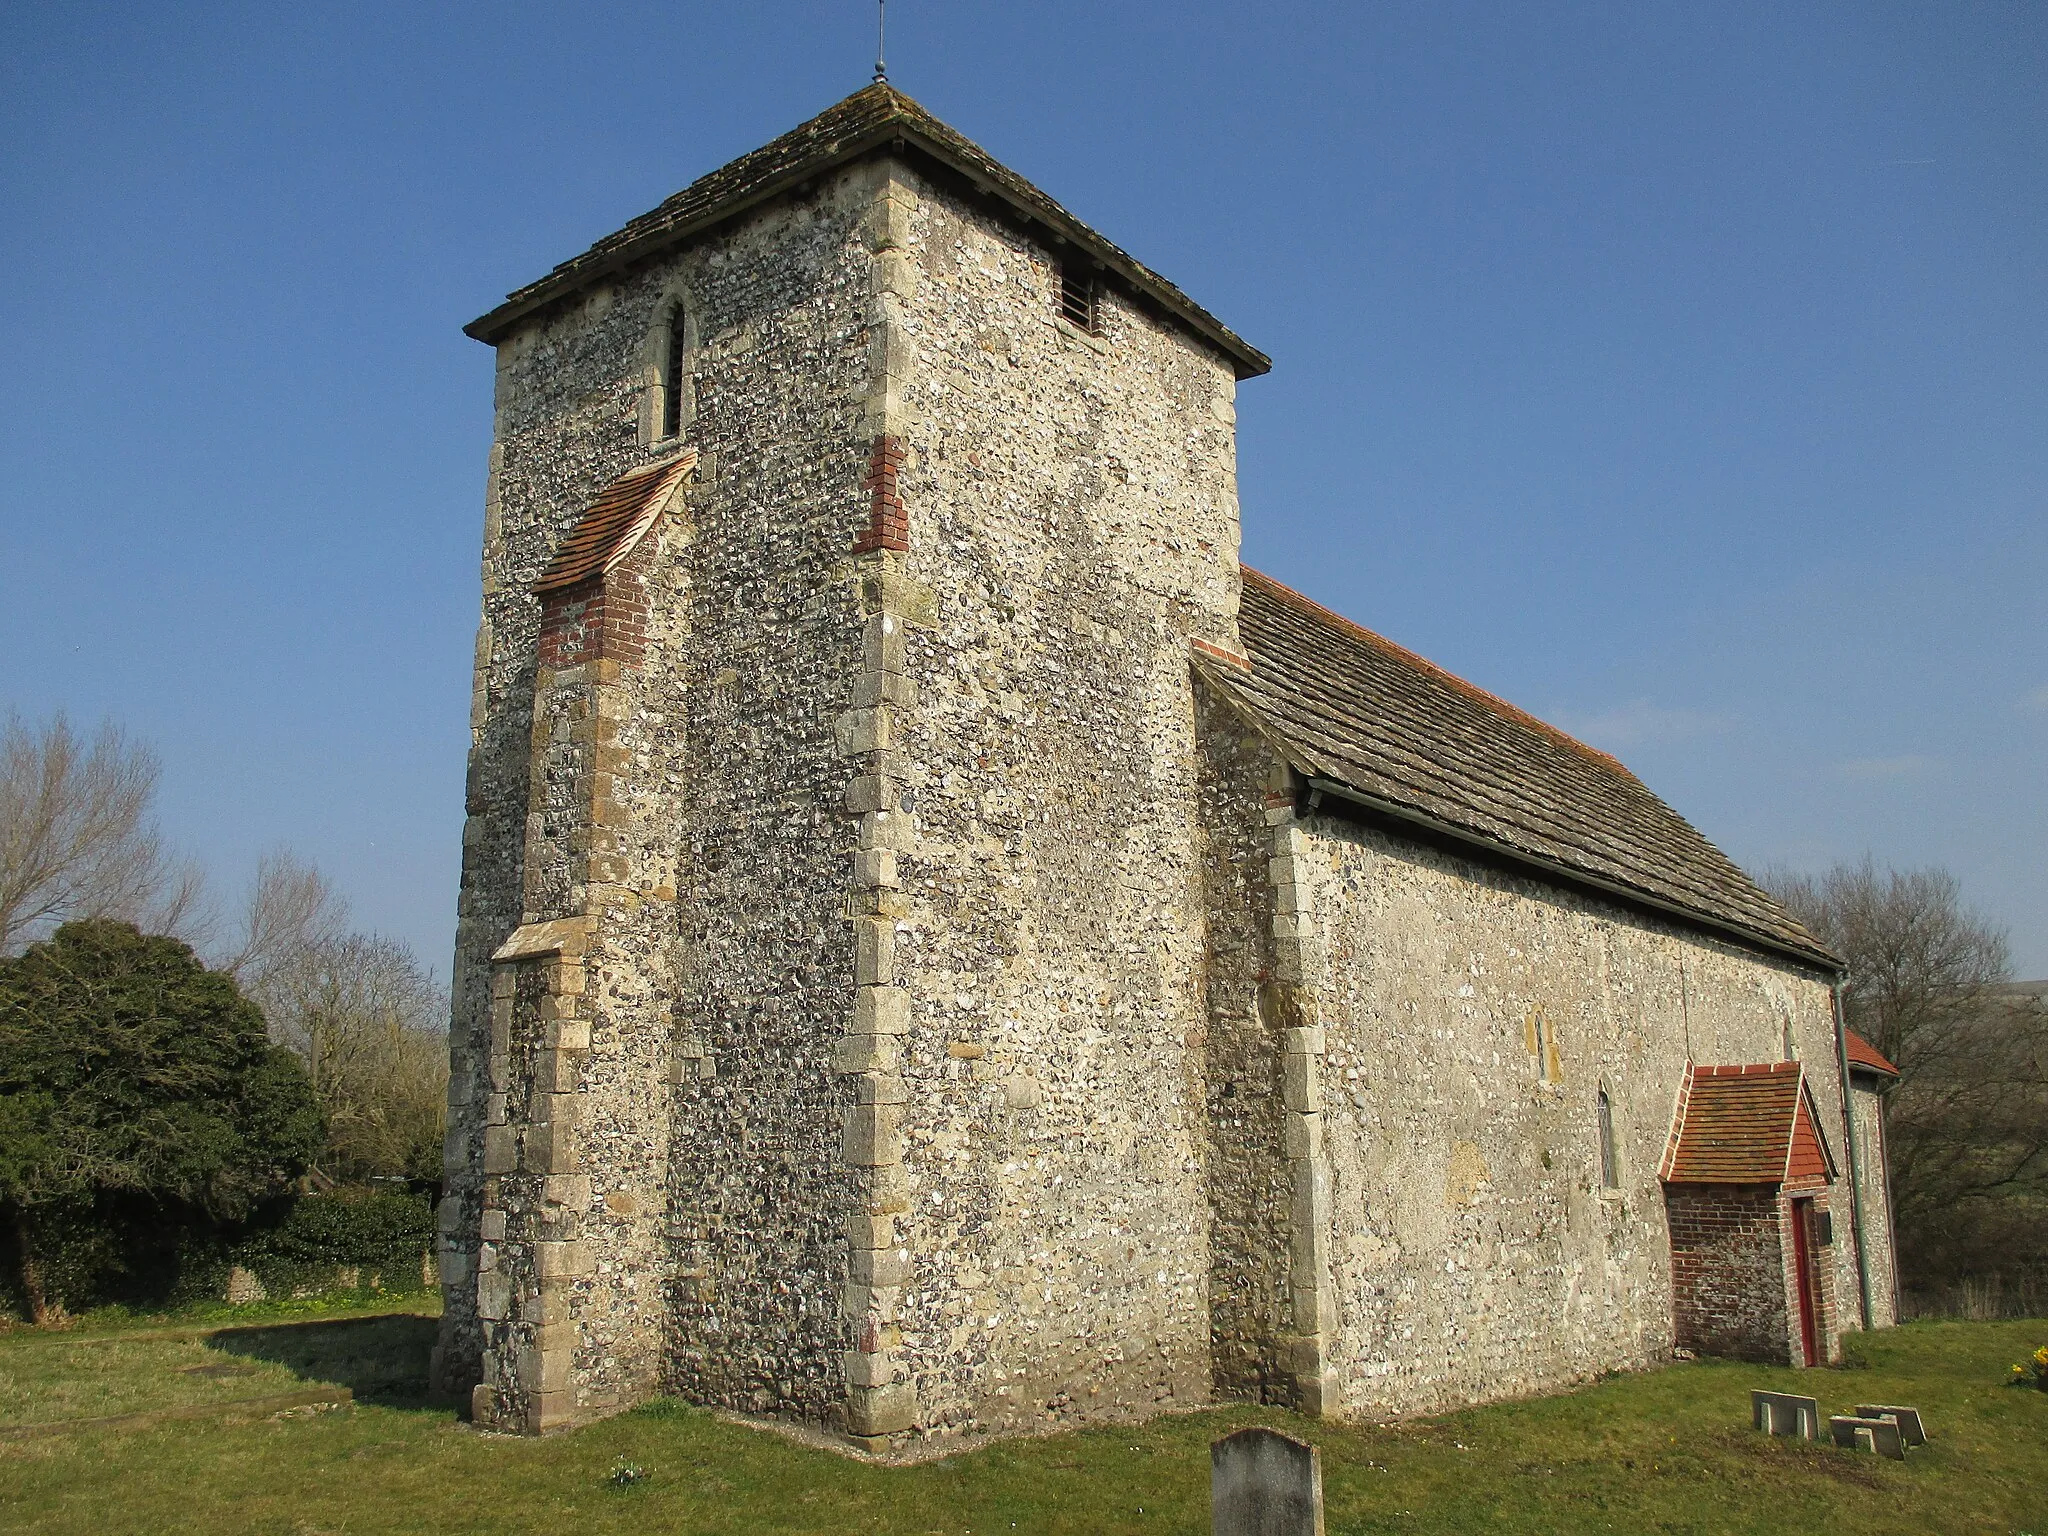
(1297, 774, 1844, 977)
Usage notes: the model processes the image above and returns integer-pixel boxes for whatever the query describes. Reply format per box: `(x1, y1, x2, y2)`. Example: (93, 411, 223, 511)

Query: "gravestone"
(1829, 1414, 1906, 1460)
(1212, 1427, 1325, 1536)
(1750, 1390, 1820, 1440)
(1854, 1404, 1927, 1446)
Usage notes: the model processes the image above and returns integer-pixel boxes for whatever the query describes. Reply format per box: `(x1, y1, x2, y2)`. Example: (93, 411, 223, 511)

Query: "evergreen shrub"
(230, 1186, 436, 1296)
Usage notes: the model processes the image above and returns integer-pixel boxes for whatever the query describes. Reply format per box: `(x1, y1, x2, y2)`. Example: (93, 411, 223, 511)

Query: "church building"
(433, 82, 1898, 1450)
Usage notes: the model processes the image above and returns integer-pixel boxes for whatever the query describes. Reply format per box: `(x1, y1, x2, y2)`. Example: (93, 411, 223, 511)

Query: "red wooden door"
(1791, 1198, 1820, 1366)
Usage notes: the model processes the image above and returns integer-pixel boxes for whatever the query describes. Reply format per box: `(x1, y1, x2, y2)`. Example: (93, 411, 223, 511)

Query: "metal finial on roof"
(873, 0, 887, 83)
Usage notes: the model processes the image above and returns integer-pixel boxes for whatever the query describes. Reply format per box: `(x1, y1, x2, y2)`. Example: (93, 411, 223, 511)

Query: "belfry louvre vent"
(1058, 263, 1099, 333)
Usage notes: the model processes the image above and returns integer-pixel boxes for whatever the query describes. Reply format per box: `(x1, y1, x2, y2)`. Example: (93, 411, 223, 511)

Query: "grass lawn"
(1, 1312, 2043, 1535)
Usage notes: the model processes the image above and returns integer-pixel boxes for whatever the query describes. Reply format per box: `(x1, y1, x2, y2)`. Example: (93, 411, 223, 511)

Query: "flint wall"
(1292, 815, 1845, 1414)
(869, 163, 1246, 1444)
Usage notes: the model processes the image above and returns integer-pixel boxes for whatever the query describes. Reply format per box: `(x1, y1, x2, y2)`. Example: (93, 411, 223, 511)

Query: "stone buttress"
(466, 456, 692, 1432)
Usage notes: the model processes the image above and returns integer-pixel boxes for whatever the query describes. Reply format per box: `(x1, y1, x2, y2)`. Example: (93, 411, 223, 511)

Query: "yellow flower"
(2035, 1346, 2048, 1368)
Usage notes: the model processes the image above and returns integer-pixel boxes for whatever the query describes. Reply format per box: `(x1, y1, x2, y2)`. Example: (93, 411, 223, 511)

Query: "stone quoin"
(431, 82, 1898, 1450)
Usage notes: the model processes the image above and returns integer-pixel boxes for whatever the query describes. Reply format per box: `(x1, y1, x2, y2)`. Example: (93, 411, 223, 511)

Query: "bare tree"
(1767, 858, 2010, 1076)
(231, 863, 448, 1184)
(215, 850, 346, 983)
(1766, 858, 2046, 1299)
(0, 713, 202, 954)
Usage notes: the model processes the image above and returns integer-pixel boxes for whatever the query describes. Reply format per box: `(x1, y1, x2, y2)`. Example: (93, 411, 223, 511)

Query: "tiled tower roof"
(466, 83, 1269, 378)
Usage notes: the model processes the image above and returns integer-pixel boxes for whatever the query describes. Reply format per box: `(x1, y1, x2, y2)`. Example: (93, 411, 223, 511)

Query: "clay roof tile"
(533, 454, 693, 595)
(1661, 1062, 1835, 1184)
(1844, 1029, 1901, 1079)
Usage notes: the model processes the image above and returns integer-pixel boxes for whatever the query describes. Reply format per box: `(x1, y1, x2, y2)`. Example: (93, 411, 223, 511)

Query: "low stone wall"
(223, 1252, 434, 1304)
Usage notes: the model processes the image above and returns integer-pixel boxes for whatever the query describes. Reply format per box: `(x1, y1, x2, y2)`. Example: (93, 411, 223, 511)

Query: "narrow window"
(1597, 1089, 1619, 1189)
(1527, 1006, 1562, 1085)
(1058, 263, 1098, 334)
(660, 305, 687, 439)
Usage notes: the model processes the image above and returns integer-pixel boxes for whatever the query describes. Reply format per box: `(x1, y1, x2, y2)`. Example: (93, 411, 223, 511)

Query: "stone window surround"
(1042, 255, 1116, 358)
(1045, 309, 1113, 359)
(1596, 1082, 1622, 1195)
(1525, 1004, 1564, 1087)
(639, 286, 700, 448)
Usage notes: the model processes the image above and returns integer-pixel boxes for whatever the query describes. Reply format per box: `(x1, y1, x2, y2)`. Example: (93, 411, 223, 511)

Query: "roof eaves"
(892, 122, 1271, 380)
(1194, 652, 1836, 971)
(1799, 1074, 1840, 1181)
(1190, 650, 1323, 783)
(1658, 1063, 1695, 1183)
(465, 117, 903, 346)
(1844, 1028, 1901, 1079)
(1295, 768, 1844, 975)
(1782, 1065, 1802, 1184)
(1224, 569, 1845, 975)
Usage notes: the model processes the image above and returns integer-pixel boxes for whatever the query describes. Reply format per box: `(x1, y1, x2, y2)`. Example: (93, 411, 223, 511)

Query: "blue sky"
(3, 2, 2043, 974)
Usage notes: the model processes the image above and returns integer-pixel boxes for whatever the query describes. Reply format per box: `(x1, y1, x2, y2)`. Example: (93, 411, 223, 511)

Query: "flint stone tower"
(436, 83, 1893, 1452)
(434, 83, 1265, 1444)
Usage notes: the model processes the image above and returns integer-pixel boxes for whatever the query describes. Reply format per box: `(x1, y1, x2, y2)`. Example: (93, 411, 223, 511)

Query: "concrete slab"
(1829, 1415, 1906, 1460)
(1751, 1389, 1821, 1440)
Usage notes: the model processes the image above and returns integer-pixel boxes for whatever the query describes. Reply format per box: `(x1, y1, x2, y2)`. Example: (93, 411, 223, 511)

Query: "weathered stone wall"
(439, 166, 885, 1425)
(1289, 814, 1846, 1415)
(648, 171, 875, 1426)
(867, 162, 1247, 1446)
(1848, 1085, 1899, 1327)
(1191, 681, 1293, 1404)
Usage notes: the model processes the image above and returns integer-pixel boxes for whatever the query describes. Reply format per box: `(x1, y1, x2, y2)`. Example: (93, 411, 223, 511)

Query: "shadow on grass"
(205, 1312, 440, 1409)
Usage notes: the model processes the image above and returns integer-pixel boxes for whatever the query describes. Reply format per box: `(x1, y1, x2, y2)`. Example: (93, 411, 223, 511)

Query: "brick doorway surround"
(1660, 1062, 1841, 1367)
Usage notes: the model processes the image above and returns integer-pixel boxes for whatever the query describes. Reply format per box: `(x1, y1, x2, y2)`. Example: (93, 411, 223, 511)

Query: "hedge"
(0, 1186, 436, 1318)
(228, 1186, 437, 1298)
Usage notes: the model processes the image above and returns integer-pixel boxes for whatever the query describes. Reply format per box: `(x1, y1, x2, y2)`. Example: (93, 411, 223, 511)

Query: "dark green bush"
(0, 1186, 435, 1319)
(0, 920, 324, 1321)
(229, 1187, 436, 1297)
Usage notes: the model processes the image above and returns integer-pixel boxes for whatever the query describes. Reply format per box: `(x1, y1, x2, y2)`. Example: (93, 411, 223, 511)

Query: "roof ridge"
(1240, 567, 1636, 778)
(631, 81, 907, 234)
